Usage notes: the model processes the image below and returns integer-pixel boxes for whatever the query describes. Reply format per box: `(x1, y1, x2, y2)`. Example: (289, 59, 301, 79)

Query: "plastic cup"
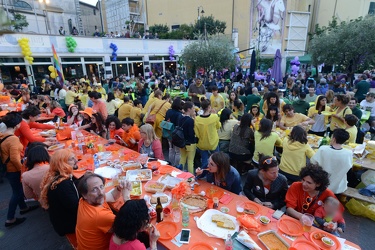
(97, 144, 104, 152)
(213, 197, 219, 209)
(172, 208, 180, 223)
(194, 183, 200, 194)
(71, 131, 77, 140)
(301, 213, 314, 232)
(236, 201, 245, 214)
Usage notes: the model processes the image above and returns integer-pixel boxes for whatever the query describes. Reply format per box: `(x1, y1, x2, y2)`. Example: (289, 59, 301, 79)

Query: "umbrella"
(249, 50, 256, 83)
(271, 49, 282, 84)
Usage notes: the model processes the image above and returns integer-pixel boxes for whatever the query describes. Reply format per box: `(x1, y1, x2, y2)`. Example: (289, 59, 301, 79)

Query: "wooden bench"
(65, 233, 77, 250)
(341, 187, 375, 204)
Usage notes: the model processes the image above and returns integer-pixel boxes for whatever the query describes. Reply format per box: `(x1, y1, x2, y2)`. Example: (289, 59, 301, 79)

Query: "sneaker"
(5, 217, 26, 227)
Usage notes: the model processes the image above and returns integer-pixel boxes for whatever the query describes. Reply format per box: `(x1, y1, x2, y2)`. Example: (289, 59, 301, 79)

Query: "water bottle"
(225, 234, 233, 250)
(182, 205, 189, 227)
(364, 132, 372, 142)
(93, 153, 100, 169)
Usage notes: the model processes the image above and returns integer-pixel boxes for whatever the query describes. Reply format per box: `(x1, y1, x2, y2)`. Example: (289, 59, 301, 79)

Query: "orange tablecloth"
(56, 131, 361, 250)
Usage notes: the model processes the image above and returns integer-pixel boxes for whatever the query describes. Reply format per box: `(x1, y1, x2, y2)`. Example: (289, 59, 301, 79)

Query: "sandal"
(5, 217, 26, 227)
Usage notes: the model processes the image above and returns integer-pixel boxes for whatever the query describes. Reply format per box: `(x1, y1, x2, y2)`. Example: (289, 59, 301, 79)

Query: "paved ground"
(0, 146, 372, 249)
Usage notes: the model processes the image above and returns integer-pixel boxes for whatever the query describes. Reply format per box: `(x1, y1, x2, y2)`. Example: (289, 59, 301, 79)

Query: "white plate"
(196, 209, 240, 239)
(94, 167, 121, 179)
(157, 159, 169, 165)
(157, 174, 183, 189)
(96, 151, 112, 160)
(126, 169, 152, 181)
(144, 192, 171, 208)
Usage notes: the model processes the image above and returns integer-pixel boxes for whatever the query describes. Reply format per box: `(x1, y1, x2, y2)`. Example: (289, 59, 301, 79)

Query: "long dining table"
(48, 129, 362, 250)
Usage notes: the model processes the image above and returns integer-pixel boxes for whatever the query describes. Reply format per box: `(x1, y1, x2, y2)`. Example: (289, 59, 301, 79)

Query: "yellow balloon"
(50, 72, 56, 78)
(48, 66, 54, 72)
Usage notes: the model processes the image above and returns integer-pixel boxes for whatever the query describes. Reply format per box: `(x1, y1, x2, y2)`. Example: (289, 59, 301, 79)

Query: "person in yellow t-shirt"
(279, 104, 314, 130)
(130, 99, 143, 127)
(209, 86, 225, 113)
(330, 94, 352, 132)
(344, 114, 358, 144)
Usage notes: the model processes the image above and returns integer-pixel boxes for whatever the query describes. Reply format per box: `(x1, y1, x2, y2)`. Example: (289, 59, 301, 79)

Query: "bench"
(65, 233, 77, 250)
(341, 187, 375, 204)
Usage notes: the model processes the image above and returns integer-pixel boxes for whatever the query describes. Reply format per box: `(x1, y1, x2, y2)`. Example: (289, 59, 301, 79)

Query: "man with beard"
(188, 77, 206, 107)
(76, 173, 131, 250)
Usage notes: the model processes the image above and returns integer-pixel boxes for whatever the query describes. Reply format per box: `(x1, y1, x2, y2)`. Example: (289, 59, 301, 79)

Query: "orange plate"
(123, 151, 140, 161)
(155, 221, 178, 240)
(205, 187, 224, 199)
(159, 165, 175, 175)
(277, 217, 303, 236)
(310, 232, 341, 250)
(147, 161, 161, 170)
(244, 202, 260, 215)
(188, 242, 213, 250)
(292, 239, 319, 250)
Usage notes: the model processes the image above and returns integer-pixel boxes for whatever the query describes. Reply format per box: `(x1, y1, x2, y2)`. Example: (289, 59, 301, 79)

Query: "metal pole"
(32, 0, 40, 33)
(99, 0, 104, 33)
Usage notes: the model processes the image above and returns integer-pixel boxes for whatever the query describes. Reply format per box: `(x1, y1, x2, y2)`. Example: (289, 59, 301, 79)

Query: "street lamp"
(197, 6, 204, 20)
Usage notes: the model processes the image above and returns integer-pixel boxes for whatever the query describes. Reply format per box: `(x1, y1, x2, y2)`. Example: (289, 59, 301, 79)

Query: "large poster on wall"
(250, 0, 286, 55)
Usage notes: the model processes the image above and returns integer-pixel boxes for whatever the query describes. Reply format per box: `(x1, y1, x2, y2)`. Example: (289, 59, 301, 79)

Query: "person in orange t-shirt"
(121, 118, 141, 151)
(76, 173, 131, 250)
(105, 116, 124, 144)
(89, 91, 108, 120)
(285, 164, 336, 220)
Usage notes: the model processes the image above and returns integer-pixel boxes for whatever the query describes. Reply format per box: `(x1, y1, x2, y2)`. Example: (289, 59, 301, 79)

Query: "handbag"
(145, 101, 168, 125)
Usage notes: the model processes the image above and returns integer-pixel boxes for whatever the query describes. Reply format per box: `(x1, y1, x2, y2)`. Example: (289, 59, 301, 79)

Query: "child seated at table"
(344, 114, 358, 144)
(314, 196, 345, 236)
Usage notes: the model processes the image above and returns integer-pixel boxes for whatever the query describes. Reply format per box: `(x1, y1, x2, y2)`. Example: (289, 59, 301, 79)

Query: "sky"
(80, 0, 98, 6)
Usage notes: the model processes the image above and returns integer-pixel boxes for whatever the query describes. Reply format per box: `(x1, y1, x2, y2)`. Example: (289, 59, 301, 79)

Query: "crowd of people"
(1, 69, 375, 249)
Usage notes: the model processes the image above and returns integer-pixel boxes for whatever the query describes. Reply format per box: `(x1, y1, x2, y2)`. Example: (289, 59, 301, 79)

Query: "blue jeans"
(197, 146, 219, 171)
(6, 172, 27, 220)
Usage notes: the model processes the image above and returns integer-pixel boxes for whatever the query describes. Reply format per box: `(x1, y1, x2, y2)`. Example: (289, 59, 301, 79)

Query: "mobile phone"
(179, 229, 191, 244)
(272, 209, 284, 220)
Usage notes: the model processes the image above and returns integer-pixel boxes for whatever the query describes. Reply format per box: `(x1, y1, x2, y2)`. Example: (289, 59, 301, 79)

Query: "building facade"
(0, 33, 190, 85)
(80, 1, 102, 36)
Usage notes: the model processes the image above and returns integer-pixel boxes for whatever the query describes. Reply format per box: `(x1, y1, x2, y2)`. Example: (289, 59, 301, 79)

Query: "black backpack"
(172, 117, 188, 148)
(0, 135, 13, 174)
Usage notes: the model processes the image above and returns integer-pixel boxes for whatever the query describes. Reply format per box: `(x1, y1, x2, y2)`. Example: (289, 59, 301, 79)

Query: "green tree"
(12, 13, 29, 32)
(0, 9, 15, 35)
(181, 36, 235, 77)
(148, 24, 169, 38)
(193, 16, 226, 37)
(167, 24, 194, 39)
(309, 15, 375, 78)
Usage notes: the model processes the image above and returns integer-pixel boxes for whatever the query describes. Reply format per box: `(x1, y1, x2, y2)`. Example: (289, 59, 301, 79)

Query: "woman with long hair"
(39, 149, 79, 236)
(232, 99, 244, 120)
(45, 100, 66, 122)
(308, 95, 328, 136)
(252, 118, 282, 167)
(178, 101, 197, 173)
(325, 90, 335, 106)
(138, 124, 164, 160)
(106, 92, 120, 116)
(110, 200, 160, 250)
(244, 154, 288, 209)
(279, 126, 315, 183)
(66, 104, 80, 125)
(228, 113, 255, 174)
(218, 108, 238, 153)
(105, 115, 124, 144)
(227, 91, 238, 110)
(262, 92, 285, 116)
(196, 152, 242, 194)
(90, 112, 106, 138)
(329, 94, 352, 132)
(249, 104, 263, 130)
(146, 93, 171, 138)
(21, 145, 50, 200)
(1, 112, 38, 227)
(265, 105, 280, 129)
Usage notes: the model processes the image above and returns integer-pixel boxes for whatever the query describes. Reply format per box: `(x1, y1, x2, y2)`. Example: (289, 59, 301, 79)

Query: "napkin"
(170, 170, 183, 177)
(219, 194, 233, 204)
(177, 172, 194, 179)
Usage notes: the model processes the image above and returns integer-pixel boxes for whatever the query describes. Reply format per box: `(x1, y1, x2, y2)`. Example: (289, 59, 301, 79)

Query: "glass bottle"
(156, 197, 163, 223)
(182, 205, 189, 227)
(225, 234, 233, 250)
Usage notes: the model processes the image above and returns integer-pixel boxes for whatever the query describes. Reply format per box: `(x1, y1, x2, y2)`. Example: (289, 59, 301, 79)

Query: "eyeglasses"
(302, 196, 313, 211)
(262, 156, 277, 165)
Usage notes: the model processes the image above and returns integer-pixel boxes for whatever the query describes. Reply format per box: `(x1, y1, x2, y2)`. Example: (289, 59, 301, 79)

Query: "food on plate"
(236, 231, 262, 250)
(130, 181, 142, 196)
(144, 181, 166, 193)
(211, 214, 235, 230)
(321, 236, 335, 247)
(313, 232, 327, 240)
(150, 195, 168, 204)
(121, 161, 141, 171)
(259, 216, 270, 225)
(258, 232, 288, 250)
(180, 195, 207, 210)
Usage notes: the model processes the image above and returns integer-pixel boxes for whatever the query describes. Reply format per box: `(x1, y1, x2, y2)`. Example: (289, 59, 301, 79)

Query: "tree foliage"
(12, 13, 29, 32)
(148, 24, 169, 37)
(309, 15, 375, 75)
(193, 15, 226, 36)
(181, 36, 235, 77)
(0, 9, 15, 35)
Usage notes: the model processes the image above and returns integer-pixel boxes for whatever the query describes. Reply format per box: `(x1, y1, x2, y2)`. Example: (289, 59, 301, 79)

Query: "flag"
(52, 44, 65, 86)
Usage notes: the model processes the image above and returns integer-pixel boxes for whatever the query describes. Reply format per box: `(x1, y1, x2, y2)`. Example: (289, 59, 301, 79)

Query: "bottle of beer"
(156, 197, 163, 223)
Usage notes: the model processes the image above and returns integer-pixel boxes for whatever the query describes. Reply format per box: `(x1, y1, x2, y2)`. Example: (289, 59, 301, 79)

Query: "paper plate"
(205, 187, 224, 199)
(159, 165, 175, 174)
(277, 217, 303, 236)
(156, 221, 178, 240)
(321, 111, 334, 116)
(94, 166, 121, 179)
(188, 242, 213, 250)
(292, 239, 319, 250)
(310, 232, 341, 250)
(244, 202, 260, 215)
